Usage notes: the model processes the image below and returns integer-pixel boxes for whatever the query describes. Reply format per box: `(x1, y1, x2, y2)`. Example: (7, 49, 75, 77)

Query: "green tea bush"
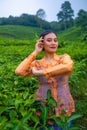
(0, 25, 87, 129)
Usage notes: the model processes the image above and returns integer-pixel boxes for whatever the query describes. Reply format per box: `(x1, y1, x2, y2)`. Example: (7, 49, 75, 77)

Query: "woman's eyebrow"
(47, 37, 57, 39)
(45, 38, 52, 40)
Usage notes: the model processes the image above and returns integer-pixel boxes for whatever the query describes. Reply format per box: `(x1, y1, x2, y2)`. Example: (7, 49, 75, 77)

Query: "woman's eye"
(54, 39, 58, 42)
(46, 38, 58, 42)
(47, 39, 51, 42)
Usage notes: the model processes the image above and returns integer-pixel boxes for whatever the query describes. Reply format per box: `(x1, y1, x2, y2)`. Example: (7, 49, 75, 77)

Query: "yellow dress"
(16, 53, 75, 116)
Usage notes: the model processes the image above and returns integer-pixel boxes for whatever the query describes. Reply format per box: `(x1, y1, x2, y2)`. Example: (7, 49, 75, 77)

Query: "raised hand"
(34, 37, 44, 54)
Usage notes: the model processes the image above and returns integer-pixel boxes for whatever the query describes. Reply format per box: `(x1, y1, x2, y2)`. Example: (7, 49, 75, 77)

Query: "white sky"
(0, 0, 87, 21)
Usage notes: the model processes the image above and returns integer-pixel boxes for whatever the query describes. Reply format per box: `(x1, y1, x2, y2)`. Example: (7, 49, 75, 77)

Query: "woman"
(15, 30, 75, 129)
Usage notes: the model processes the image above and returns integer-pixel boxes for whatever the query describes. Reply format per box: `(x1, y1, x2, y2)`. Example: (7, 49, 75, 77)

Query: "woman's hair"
(39, 30, 57, 38)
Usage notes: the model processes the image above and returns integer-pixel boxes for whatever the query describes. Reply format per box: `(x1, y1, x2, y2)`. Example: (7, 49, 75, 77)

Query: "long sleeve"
(43, 54, 74, 78)
(15, 52, 36, 76)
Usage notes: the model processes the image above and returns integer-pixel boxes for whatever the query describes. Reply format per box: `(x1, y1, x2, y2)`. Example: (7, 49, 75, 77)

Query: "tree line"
(0, 1, 87, 32)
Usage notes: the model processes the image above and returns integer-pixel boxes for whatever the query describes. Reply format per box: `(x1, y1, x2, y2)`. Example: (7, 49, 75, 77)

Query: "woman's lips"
(50, 47, 57, 49)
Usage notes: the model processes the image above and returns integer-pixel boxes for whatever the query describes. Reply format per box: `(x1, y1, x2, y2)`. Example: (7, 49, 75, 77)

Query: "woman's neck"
(44, 52, 56, 62)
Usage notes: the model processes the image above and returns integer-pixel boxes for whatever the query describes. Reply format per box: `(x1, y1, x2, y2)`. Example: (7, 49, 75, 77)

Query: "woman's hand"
(34, 37, 44, 55)
(31, 67, 43, 76)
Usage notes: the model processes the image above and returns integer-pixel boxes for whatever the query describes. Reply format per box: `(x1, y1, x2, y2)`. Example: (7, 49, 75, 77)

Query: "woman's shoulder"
(56, 53, 72, 63)
(31, 58, 45, 67)
(58, 53, 70, 57)
(32, 54, 71, 66)
(56, 53, 70, 59)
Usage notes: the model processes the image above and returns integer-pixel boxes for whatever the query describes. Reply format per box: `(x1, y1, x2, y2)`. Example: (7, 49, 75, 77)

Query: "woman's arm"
(15, 51, 37, 76)
(32, 54, 74, 77)
(43, 54, 74, 77)
(15, 37, 44, 77)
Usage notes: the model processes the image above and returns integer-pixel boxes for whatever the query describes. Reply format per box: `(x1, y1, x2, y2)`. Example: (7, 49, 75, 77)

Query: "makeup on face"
(45, 37, 58, 43)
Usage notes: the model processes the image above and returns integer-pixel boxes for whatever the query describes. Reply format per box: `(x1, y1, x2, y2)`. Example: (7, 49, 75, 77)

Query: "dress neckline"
(42, 54, 60, 67)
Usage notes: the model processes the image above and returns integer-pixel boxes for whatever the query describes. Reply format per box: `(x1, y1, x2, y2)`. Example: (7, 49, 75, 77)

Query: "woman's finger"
(39, 37, 44, 43)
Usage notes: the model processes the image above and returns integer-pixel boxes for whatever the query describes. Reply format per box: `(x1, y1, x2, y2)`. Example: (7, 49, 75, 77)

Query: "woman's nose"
(51, 40, 56, 44)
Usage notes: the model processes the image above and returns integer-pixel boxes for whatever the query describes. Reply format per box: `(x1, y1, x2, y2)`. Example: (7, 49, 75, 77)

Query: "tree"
(75, 9, 87, 40)
(36, 9, 46, 20)
(76, 9, 87, 28)
(57, 11, 64, 21)
(57, 1, 74, 29)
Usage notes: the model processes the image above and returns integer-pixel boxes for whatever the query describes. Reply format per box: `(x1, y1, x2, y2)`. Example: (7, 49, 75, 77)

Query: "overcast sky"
(0, 0, 87, 22)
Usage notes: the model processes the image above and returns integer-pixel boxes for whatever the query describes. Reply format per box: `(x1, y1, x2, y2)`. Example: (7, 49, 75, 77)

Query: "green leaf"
(15, 99, 22, 109)
(47, 89, 51, 100)
(5, 122, 13, 129)
(9, 110, 17, 119)
(22, 125, 34, 130)
(0, 116, 8, 128)
(49, 97, 57, 107)
(67, 114, 82, 123)
(41, 106, 48, 125)
(24, 98, 35, 106)
(23, 91, 29, 99)
(48, 126, 54, 130)
(13, 124, 20, 130)
(19, 106, 27, 117)
(31, 115, 39, 123)
(54, 117, 63, 128)
(0, 106, 8, 114)
(68, 126, 81, 130)
(21, 112, 33, 124)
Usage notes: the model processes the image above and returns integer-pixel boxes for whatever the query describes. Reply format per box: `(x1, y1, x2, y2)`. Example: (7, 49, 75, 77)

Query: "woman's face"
(43, 33, 58, 53)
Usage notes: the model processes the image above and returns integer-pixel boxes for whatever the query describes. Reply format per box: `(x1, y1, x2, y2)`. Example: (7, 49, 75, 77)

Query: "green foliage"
(0, 75, 39, 129)
(35, 90, 82, 130)
(0, 14, 51, 30)
(53, 114, 82, 130)
(76, 9, 87, 31)
(0, 25, 87, 129)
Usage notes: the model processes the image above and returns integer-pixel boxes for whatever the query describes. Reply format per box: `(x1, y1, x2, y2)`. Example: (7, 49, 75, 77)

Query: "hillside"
(58, 26, 82, 41)
(0, 25, 83, 41)
(0, 25, 43, 40)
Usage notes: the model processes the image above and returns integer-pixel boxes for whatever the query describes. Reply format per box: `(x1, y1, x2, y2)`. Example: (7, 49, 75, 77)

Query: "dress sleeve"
(15, 52, 36, 76)
(43, 54, 74, 78)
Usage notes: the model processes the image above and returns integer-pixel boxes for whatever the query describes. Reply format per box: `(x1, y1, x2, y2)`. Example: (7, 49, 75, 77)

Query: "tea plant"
(0, 25, 87, 129)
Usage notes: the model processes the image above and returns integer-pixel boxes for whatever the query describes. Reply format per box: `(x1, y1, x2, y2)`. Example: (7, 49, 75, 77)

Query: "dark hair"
(39, 30, 57, 38)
